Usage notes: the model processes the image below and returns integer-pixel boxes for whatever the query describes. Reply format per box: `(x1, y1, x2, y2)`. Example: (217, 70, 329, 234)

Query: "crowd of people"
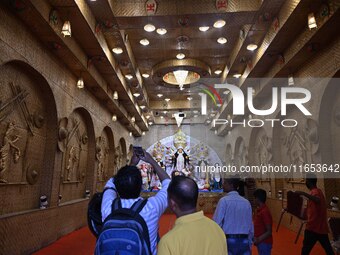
(95, 150, 335, 255)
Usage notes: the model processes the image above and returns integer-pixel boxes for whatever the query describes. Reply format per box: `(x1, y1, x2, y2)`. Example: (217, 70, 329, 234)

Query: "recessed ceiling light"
(214, 70, 222, 75)
(160, 116, 164, 119)
(157, 94, 163, 98)
(247, 44, 258, 51)
(142, 73, 150, 78)
(156, 28, 167, 35)
(140, 38, 150, 46)
(199, 26, 210, 32)
(165, 98, 170, 102)
(131, 116, 135, 123)
(213, 19, 226, 28)
(207, 120, 211, 124)
(144, 24, 155, 32)
(125, 74, 133, 80)
(217, 37, 227, 44)
(148, 121, 153, 125)
(112, 47, 123, 54)
(142, 131, 146, 136)
(187, 97, 193, 101)
(176, 53, 185, 59)
(140, 105, 146, 109)
(146, 115, 150, 119)
(133, 92, 140, 97)
(233, 74, 242, 78)
(164, 111, 168, 114)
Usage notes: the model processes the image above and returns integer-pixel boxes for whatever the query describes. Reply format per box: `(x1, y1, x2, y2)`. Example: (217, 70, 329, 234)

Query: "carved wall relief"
(59, 109, 91, 203)
(249, 128, 272, 180)
(96, 136, 110, 182)
(234, 137, 248, 171)
(0, 62, 55, 215)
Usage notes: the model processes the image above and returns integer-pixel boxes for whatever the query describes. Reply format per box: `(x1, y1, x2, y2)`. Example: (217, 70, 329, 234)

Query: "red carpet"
(34, 214, 324, 255)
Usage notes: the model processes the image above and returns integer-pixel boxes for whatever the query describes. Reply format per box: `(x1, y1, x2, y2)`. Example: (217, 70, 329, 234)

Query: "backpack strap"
(130, 198, 148, 216)
(111, 197, 122, 211)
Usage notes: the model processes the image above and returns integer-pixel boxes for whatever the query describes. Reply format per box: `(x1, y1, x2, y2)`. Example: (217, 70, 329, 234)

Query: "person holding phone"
(101, 148, 171, 255)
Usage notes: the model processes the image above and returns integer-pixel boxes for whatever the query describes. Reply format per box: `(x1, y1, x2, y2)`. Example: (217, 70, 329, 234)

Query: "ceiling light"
(61, 21, 71, 37)
(247, 44, 258, 51)
(140, 105, 146, 109)
(193, 110, 199, 114)
(156, 28, 167, 35)
(288, 76, 294, 86)
(77, 77, 84, 89)
(176, 53, 185, 60)
(129, 132, 132, 137)
(112, 115, 117, 122)
(217, 37, 227, 44)
(308, 13, 317, 29)
(216, 103, 222, 107)
(207, 120, 211, 124)
(194, 115, 198, 118)
(131, 116, 135, 123)
(125, 74, 133, 80)
(142, 131, 146, 136)
(157, 94, 163, 98)
(146, 115, 150, 119)
(213, 19, 226, 28)
(173, 70, 188, 87)
(187, 97, 193, 101)
(133, 92, 140, 97)
(148, 121, 153, 125)
(142, 73, 149, 78)
(165, 98, 170, 102)
(199, 26, 209, 32)
(214, 70, 222, 75)
(140, 38, 150, 46)
(164, 111, 168, 114)
(179, 86, 184, 91)
(113, 91, 118, 100)
(233, 74, 242, 78)
(112, 47, 123, 54)
(160, 116, 164, 119)
(223, 90, 230, 95)
(210, 112, 216, 117)
(144, 24, 155, 32)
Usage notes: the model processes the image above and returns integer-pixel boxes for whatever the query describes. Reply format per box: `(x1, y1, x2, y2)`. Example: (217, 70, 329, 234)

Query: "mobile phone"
(133, 146, 145, 158)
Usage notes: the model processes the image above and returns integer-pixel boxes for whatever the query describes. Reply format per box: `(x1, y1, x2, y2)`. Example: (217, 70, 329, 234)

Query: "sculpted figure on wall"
(96, 136, 109, 182)
(0, 122, 21, 183)
(59, 115, 88, 182)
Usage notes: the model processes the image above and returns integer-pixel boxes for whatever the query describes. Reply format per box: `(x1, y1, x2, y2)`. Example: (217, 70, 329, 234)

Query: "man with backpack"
(97, 150, 170, 255)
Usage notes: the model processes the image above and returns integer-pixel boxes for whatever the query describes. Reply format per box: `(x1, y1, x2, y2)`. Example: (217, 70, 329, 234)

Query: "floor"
(34, 214, 324, 255)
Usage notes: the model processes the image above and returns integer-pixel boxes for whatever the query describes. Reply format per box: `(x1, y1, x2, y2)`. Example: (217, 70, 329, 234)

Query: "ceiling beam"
(215, 0, 340, 136)
(26, 0, 143, 135)
(149, 100, 201, 111)
(72, 0, 149, 131)
(109, 0, 262, 17)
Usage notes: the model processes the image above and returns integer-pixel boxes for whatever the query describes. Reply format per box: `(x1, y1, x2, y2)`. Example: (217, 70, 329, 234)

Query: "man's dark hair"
(114, 165, 142, 199)
(168, 176, 198, 211)
(224, 175, 240, 190)
(306, 173, 317, 186)
(254, 189, 267, 203)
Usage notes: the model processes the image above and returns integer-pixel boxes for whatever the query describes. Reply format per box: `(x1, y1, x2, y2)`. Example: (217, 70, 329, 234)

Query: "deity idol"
(172, 129, 190, 175)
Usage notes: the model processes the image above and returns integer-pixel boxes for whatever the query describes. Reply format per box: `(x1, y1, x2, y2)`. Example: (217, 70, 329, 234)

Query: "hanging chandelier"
(152, 59, 211, 89)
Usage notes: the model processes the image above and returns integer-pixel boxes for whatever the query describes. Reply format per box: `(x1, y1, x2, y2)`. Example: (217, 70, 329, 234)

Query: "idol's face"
(178, 148, 183, 153)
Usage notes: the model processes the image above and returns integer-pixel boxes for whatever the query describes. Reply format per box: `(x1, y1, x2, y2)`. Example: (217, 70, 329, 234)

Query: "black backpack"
(94, 198, 151, 255)
(87, 187, 115, 237)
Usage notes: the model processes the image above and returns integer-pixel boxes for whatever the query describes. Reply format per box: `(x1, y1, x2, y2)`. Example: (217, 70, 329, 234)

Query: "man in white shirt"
(101, 150, 170, 255)
(213, 176, 253, 255)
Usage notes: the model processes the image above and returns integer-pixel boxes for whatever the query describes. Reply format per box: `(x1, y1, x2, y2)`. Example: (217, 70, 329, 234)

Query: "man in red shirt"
(253, 189, 273, 255)
(295, 173, 334, 255)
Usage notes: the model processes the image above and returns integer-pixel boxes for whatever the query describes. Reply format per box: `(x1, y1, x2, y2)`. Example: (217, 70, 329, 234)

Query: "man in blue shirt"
(101, 150, 170, 255)
(213, 176, 253, 255)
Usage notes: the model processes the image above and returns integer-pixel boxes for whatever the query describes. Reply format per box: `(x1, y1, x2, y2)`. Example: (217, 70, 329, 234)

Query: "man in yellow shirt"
(158, 176, 228, 255)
